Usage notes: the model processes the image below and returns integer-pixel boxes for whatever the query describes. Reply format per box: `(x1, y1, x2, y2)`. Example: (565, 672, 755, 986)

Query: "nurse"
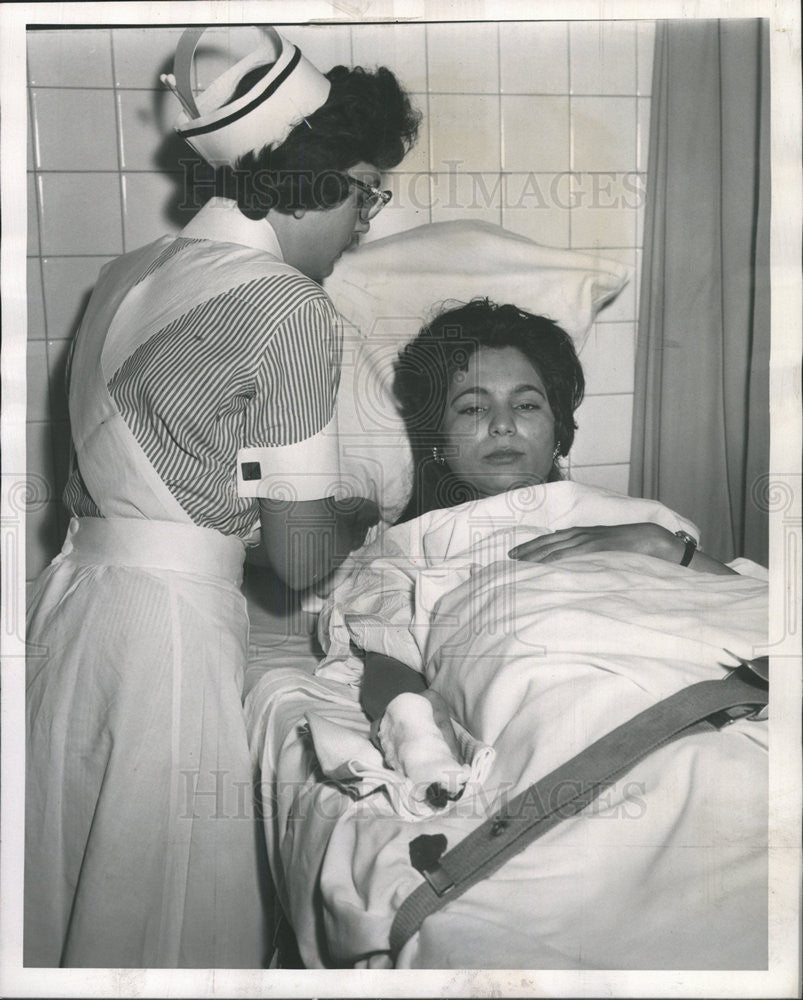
(24, 26, 420, 968)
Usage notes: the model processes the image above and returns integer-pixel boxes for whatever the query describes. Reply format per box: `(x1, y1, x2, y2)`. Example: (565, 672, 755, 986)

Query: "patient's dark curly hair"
(216, 65, 421, 216)
(393, 299, 585, 521)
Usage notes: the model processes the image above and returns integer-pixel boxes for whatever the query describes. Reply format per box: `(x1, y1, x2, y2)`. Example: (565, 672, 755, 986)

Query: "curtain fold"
(629, 20, 771, 564)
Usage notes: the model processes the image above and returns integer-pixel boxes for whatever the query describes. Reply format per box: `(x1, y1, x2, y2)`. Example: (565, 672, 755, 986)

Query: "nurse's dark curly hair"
(217, 65, 421, 216)
(393, 298, 585, 521)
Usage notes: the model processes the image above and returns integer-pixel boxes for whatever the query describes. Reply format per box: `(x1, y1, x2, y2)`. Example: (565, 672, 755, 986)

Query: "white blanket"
(247, 483, 768, 969)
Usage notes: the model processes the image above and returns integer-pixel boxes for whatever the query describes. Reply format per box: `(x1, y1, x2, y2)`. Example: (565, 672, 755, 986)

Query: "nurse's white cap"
(163, 26, 331, 167)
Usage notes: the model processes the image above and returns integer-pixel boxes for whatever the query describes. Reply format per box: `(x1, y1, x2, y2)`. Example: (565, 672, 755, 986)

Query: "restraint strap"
(389, 660, 768, 961)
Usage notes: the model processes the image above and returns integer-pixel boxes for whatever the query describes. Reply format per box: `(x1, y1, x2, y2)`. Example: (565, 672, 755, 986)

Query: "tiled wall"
(26, 20, 654, 579)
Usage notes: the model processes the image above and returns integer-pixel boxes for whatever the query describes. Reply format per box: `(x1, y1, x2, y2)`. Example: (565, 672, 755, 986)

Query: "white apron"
(25, 238, 279, 968)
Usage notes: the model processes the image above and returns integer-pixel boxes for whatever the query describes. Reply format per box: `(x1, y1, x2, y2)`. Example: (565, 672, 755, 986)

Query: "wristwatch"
(674, 530, 698, 567)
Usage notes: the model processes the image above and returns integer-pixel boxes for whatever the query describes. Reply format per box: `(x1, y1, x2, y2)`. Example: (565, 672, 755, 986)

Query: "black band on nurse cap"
(180, 47, 302, 139)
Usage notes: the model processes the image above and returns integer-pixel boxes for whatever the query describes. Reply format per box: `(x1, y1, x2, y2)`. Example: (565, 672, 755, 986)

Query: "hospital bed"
(242, 222, 769, 970)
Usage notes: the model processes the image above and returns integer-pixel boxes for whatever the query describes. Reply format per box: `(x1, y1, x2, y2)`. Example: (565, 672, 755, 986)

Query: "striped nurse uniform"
(24, 198, 343, 968)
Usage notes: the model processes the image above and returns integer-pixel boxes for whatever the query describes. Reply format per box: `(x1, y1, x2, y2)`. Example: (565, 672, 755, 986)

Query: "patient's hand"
(377, 691, 469, 807)
(509, 522, 671, 562)
(508, 523, 736, 575)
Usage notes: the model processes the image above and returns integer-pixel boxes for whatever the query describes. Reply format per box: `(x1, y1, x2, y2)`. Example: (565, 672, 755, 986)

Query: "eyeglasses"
(346, 175, 392, 222)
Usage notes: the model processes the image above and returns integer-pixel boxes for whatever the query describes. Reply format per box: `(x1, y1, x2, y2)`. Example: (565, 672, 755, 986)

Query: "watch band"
(674, 530, 697, 567)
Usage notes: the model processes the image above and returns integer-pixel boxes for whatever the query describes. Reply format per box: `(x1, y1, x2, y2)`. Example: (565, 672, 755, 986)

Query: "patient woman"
(362, 298, 735, 781)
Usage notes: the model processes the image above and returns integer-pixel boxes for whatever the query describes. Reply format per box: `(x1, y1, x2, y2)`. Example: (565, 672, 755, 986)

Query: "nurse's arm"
(258, 495, 379, 591)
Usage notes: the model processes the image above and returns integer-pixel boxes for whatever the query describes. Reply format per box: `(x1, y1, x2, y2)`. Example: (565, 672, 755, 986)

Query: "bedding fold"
(246, 483, 769, 969)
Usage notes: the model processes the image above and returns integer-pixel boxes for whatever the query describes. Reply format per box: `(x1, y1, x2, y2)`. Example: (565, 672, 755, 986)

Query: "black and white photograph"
(1, 0, 800, 996)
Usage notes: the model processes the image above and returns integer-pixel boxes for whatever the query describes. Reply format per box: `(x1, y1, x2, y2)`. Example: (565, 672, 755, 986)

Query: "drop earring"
(552, 444, 561, 461)
(432, 446, 446, 466)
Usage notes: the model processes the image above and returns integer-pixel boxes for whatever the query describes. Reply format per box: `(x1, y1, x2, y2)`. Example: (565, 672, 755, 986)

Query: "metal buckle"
(721, 651, 769, 721)
(421, 865, 455, 897)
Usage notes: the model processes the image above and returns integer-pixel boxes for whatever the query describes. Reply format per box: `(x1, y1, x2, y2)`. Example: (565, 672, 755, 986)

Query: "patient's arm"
(259, 495, 379, 591)
(361, 651, 428, 720)
(509, 523, 737, 575)
(362, 653, 462, 758)
(362, 651, 464, 793)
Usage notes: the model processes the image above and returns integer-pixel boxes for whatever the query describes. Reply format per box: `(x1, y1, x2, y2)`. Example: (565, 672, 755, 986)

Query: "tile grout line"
(496, 22, 503, 227)
(423, 23, 432, 226)
(110, 30, 128, 255)
(27, 74, 61, 497)
(567, 22, 574, 250)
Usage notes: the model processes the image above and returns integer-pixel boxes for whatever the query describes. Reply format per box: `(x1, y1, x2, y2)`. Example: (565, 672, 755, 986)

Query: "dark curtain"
(629, 19, 771, 564)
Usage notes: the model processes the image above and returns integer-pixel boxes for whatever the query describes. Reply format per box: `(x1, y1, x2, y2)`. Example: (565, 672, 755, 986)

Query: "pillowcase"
(324, 220, 631, 524)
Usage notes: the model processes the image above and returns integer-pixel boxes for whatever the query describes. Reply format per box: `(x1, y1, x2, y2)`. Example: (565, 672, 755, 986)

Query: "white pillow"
(325, 220, 630, 524)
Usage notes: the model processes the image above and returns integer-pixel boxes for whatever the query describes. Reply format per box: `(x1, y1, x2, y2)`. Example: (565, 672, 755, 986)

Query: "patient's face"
(441, 346, 556, 498)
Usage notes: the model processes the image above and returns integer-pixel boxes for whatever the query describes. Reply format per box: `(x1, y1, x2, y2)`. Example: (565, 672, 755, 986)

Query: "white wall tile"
(571, 96, 637, 172)
(430, 172, 502, 227)
(429, 94, 500, 172)
(27, 28, 113, 88)
(571, 393, 633, 465)
(502, 95, 570, 172)
(502, 173, 571, 248)
(351, 23, 427, 93)
(277, 24, 353, 75)
(570, 463, 630, 494)
(569, 172, 638, 248)
(42, 256, 109, 343)
(426, 22, 499, 94)
(112, 27, 186, 89)
(26, 339, 50, 422)
(121, 172, 192, 251)
(432, 170, 501, 214)
(499, 21, 569, 94)
(38, 172, 123, 256)
(380, 170, 432, 215)
(117, 88, 186, 172)
(569, 21, 636, 95)
(577, 321, 636, 394)
(27, 259, 46, 341)
(637, 21, 656, 96)
(32, 88, 119, 171)
(28, 173, 40, 256)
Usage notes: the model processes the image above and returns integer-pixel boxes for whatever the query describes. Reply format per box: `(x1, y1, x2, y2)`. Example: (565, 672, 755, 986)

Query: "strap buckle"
(720, 652, 769, 722)
(421, 865, 456, 897)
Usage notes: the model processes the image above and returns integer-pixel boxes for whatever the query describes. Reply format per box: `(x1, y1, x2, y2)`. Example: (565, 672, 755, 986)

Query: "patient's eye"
(516, 401, 542, 411)
(459, 404, 486, 416)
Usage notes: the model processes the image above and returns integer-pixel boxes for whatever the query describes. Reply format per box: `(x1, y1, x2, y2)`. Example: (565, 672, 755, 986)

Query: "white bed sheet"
(244, 485, 769, 970)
